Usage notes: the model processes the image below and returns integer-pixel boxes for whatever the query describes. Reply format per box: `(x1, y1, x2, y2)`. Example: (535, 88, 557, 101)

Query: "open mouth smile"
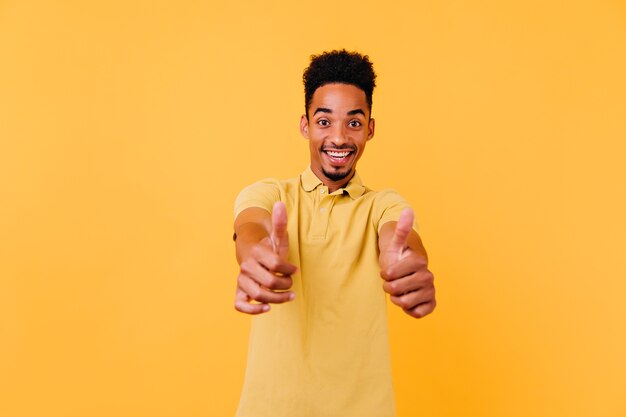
(322, 149, 355, 165)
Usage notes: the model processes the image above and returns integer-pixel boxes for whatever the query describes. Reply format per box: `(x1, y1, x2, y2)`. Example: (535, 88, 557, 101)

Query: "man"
(233, 50, 436, 417)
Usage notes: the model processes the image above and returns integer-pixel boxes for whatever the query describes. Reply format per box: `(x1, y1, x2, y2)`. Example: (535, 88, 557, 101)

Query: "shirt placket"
(311, 186, 336, 240)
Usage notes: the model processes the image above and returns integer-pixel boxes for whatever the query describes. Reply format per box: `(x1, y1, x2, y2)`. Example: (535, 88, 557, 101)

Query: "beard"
(322, 166, 352, 182)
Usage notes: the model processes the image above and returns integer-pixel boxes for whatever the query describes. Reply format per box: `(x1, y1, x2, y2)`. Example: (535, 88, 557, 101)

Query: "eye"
(317, 119, 330, 127)
(348, 120, 362, 128)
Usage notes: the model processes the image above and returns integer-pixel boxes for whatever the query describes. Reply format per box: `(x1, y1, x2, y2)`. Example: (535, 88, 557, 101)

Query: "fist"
(379, 209, 436, 319)
(235, 202, 298, 314)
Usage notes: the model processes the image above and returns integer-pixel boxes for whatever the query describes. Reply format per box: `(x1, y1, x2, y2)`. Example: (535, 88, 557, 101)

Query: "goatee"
(322, 167, 352, 182)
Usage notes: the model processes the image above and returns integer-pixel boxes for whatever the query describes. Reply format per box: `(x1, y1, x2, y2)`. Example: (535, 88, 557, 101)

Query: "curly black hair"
(303, 49, 377, 117)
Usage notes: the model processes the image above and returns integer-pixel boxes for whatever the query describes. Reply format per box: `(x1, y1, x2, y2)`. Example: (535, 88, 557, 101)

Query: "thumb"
(387, 208, 414, 259)
(270, 201, 288, 255)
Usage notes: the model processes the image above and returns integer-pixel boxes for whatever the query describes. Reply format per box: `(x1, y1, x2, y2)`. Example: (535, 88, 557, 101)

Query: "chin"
(322, 166, 353, 182)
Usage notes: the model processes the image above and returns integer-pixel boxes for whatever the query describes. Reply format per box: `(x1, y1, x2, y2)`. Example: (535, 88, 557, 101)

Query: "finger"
(271, 201, 288, 254)
(382, 273, 423, 296)
(250, 242, 298, 276)
(240, 259, 293, 290)
(235, 300, 269, 314)
(387, 208, 414, 259)
(404, 300, 437, 319)
(237, 273, 295, 304)
(234, 288, 270, 315)
(390, 287, 435, 311)
(380, 253, 428, 281)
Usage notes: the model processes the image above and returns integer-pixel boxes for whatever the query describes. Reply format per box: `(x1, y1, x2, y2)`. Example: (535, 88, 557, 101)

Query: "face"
(300, 83, 375, 189)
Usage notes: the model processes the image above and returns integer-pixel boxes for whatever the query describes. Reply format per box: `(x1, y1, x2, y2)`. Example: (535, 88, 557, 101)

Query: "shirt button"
(320, 189, 325, 194)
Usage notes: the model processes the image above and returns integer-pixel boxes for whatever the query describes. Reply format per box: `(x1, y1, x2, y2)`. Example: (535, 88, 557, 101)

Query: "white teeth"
(327, 151, 350, 158)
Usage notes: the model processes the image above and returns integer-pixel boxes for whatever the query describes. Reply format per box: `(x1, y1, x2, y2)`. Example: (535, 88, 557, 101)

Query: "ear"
(300, 114, 309, 139)
(367, 118, 375, 141)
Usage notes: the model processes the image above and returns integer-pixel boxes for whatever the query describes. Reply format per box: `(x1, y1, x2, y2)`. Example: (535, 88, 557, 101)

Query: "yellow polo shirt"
(234, 167, 414, 417)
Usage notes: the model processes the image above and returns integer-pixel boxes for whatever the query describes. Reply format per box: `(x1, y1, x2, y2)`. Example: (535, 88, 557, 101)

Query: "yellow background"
(1, 1, 625, 416)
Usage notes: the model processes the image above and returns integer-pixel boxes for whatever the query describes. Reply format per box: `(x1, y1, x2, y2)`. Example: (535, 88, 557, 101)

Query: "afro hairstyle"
(302, 49, 377, 117)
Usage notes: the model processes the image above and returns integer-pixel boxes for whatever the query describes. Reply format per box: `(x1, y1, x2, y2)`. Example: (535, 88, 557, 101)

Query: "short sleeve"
(374, 189, 418, 233)
(234, 179, 282, 218)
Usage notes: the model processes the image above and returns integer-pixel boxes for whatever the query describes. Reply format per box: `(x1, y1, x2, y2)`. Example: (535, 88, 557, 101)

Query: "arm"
(378, 208, 436, 318)
(233, 202, 297, 315)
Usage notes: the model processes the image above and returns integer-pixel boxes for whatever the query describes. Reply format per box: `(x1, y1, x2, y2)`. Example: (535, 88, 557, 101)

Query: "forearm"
(234, 207, 272, 264)
(235, 221, 270, 263)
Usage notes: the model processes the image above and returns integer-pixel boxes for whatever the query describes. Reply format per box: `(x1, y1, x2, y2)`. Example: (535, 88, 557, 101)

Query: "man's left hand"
(379, 209, 436, 319)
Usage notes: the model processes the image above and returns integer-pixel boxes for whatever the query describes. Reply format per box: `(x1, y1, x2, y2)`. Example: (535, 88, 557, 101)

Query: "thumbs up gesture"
(379, 208, 436, 319)
(234, 202, 298, 314)
(269, 201, 289, 261)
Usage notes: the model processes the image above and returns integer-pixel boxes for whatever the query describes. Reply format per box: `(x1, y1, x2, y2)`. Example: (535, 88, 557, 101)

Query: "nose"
(329, 124, 348, 147)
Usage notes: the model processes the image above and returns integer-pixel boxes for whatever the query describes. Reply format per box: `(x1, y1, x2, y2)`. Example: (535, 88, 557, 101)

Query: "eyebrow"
(313, 107, 366, 116)
(313, 107, 332, 116)
(347, 109, 365, 116)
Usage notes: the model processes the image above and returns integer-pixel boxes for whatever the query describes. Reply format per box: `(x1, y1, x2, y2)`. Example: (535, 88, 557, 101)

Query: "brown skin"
(378, 209, 436, 318)
(234, 203, 296, 314)
(234, 83, 436, 318)
(300, 83, 375, 193)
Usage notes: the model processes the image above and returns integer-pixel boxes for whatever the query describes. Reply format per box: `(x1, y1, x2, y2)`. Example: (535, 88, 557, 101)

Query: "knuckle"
(265, 275, 279, 289)
(397, 296, 411, 310)
(237, 273, 245, 285)
(240, 260, 254, 275)
(385, 266, 394, 278)
(250, 287, 262, 301)
(382, 266, 394, 280)
(266, 256, 280, 271)
(250, 244, 261, 257)
(238, 273, 254, 289)
(417, 270, 432, 285)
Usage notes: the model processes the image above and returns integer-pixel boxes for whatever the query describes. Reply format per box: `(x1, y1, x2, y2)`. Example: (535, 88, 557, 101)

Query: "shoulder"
(372, 187, 406, 204)
(368, 188, 416, 233)
(234, 176, 298, 217)
(361, 187, 407, 210)
(238, 177, 283, 193)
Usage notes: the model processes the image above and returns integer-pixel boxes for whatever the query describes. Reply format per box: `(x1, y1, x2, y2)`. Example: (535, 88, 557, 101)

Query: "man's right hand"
(234, 202, 297, 314)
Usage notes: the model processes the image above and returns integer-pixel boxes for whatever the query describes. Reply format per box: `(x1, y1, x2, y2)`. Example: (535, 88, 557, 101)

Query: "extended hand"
(235, 202, 297, 314)
(379, 209, 436, 318)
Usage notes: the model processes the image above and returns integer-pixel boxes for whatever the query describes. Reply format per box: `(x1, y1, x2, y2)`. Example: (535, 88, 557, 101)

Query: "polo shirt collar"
(300, 166, 365, 199)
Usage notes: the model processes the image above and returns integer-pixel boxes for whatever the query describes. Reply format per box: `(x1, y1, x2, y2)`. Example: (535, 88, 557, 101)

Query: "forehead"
(309, 83, 369, 115)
